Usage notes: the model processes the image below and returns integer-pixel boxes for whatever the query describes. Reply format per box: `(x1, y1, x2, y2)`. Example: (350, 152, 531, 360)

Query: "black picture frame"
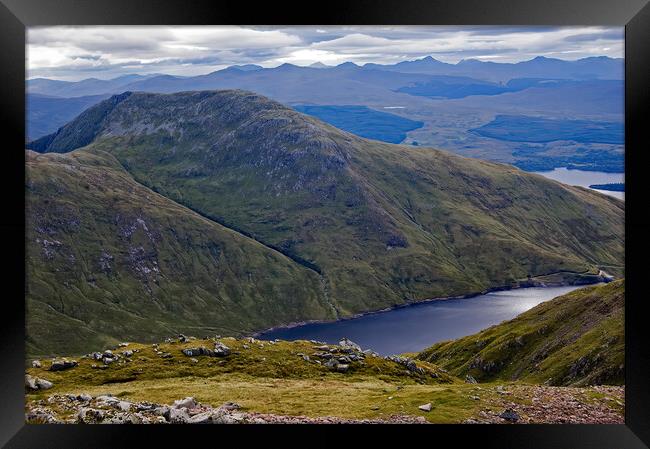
(1, 0, 649, 447)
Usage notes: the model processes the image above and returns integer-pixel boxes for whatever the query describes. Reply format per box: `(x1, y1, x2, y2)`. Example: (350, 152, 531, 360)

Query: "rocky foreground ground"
(25, 385, 624, 425)
(25, 336, 624, 424)
(26, 394, 429, 424)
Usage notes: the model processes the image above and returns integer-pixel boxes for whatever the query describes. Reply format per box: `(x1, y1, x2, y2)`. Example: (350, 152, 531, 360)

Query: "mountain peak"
(26, 89, 354, 157)
(309, 62, 330, 68)
(336, 61, 359, 68)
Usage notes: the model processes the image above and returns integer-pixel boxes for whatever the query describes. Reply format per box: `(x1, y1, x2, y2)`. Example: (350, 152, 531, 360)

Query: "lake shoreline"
(253, 276, 607, 339)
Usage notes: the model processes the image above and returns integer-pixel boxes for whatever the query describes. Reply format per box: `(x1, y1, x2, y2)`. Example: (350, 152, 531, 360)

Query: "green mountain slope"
(28, 90, 623, 319)
(417, 281, 624, 386)
(26, 150, 333, 356)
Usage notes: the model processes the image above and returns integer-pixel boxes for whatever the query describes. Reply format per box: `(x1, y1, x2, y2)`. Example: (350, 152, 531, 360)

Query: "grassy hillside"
(28, 90, 623, 321)
(26, 150, 334, 356)
(417, 281, 624, 386)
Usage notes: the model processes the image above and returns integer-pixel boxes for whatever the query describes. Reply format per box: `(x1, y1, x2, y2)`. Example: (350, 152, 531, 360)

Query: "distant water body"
(259, 285, 586, 355)
(533, 167, 624, 200)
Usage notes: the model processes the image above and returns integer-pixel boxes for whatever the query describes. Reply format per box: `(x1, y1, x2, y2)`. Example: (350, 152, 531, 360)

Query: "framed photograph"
(1, 0, 648, 447)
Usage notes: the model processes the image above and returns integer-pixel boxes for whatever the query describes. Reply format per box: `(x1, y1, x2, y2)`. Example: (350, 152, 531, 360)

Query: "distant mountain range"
(26, 90, 624, 355)
(25, 56, 625, 177)
(27, 56, 623, 98)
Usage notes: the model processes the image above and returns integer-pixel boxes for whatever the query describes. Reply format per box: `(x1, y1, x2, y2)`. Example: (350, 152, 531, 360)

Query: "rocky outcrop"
(25, 374, 53, 391)
(181, 342, 231, 358)
(26, 394, 428, 424)
(48, 359, 78, 371)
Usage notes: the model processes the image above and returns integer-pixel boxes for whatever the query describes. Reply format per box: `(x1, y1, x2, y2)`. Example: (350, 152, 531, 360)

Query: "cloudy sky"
(27, 26, 624, 80)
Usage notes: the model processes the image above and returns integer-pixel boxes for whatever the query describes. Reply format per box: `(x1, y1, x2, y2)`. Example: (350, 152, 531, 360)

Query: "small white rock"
(418, 403, 432, 412)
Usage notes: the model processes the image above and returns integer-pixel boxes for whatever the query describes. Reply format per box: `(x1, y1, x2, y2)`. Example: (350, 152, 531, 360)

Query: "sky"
(27, 26, 624, 81)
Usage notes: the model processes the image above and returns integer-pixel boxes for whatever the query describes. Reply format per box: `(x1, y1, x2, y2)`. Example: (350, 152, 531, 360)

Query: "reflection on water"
(259, 285, 587, 355)
(533, 167, 624, 200)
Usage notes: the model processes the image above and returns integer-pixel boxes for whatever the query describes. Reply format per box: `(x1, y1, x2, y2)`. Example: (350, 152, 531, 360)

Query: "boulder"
(339, 338, 362, 351)
(77, 407, 105, 424)
(325, 358, 339, 370)
(214, 342, 231, 357)
(49, 359, 78, 371)
(336, 364, 350, 373)
(168, 408, 190, 423)
(26, 408, 58, 424)
(116, 401, 132, 412)
(172, 397, 198, 410)
(104, 412, 142, 424)
(363, 349, 379, 357)
(96, 395, 119, 406)
(187, 411, 215, 424)
(35, 378, 53, 390)
(31, 360, 41, 368)
(465, 374, 478, 384)
(212, 412, 246, 424)
(24, 375, 38, 390)
(418, 403, 432, 412)
(153, 406, 171, 420)
(499, 408, 520, 422)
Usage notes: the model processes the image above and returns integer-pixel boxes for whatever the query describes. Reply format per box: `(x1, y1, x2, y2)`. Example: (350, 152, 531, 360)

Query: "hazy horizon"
(27, 26, 624, 81)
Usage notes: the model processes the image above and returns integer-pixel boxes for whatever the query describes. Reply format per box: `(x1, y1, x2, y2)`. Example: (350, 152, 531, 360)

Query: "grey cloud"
(27, 25, 624, 81)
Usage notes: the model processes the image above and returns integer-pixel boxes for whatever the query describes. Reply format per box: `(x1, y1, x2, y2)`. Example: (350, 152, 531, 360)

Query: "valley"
(24, 283, 625, 424)
(26, 90, 624, 356)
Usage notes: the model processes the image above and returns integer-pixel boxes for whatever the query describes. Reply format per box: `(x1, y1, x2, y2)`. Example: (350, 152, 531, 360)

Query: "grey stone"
(187, 411, 214, 424)
(465, 374, 478, 384)
(418, 403, 432, 412)
(31, 360, 41, 368)
(49, 359, 78, 371)
(499, 408, 520, 422)
(172, 397, 198, 410)
(169, 408, 190, 423)
(325, 358, 339, 370)
(336, 364, 350, 373)
(35, 378, 53, 390)
(27, 408, 58, 424)
(77, 407, 105, 423)
(25, 375, 38, 390)
(214, 342, 231, 357)
(339, 338, 362, 351)
(116, 401, 132, 412)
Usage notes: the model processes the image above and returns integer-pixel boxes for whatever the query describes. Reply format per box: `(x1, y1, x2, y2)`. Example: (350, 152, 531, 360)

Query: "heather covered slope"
(28, 90, 624, 318)
(26, 150, 333, 356)
(416, 280, 624, 386)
